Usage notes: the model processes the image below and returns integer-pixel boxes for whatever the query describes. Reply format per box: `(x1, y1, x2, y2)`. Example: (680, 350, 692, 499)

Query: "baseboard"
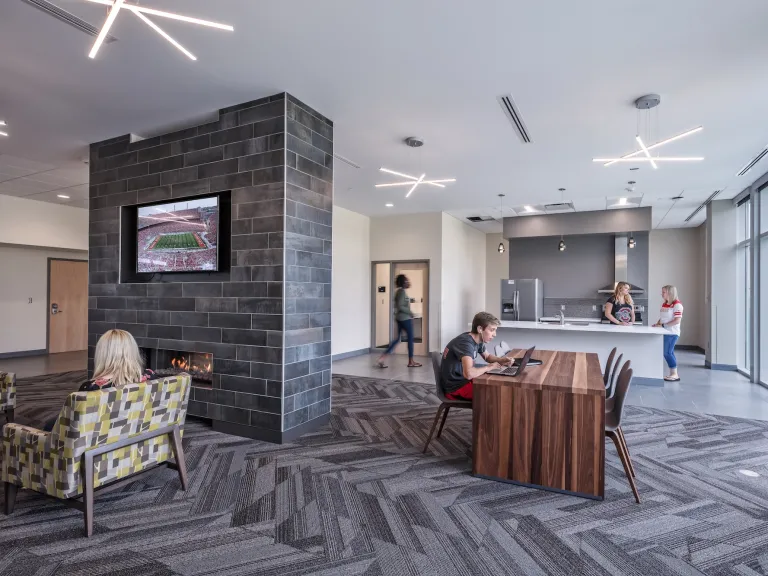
(0, 349, 47, 359)
(633, 377, 665, 387)
(211, 412, 331, 444)
(675, 345, 705, 354)
(332, 348, 372, 361)
(282, 413, 331, 443)
(705, 360, 738, 371)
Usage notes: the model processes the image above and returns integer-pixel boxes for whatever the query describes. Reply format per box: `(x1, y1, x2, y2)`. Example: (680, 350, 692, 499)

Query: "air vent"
(497, 95, 531, 143)
(333, 153, 361, 169)
(466, 216, 494, 223)
(737, 145, 768, 177)
(21, 0, 118, 42)
(685, 190, 721, 222)
(544, 202, 575, 213)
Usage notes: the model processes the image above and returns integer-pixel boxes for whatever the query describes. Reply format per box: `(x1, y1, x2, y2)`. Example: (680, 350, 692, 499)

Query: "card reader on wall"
(378, 286, 386, 293)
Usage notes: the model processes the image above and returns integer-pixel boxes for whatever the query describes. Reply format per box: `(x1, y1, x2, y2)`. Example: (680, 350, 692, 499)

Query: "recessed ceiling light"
(739, 469, 760, 478)
(57, 194, 70, 199)
(385, 203, 393, 207)
(83, 0, 233, 60)
(524, 205, 535, 213)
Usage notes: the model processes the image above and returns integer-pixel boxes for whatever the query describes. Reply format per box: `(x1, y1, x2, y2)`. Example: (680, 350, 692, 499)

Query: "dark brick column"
(88, 92, 333, 443)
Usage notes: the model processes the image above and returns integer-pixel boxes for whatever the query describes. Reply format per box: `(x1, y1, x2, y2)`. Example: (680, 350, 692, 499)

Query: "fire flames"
(170, 356, 212, 374)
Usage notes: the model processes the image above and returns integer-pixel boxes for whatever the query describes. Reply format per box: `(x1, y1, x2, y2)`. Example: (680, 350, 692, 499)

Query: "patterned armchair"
(2, 373, 191, 536)
(0, 372, 15, 423)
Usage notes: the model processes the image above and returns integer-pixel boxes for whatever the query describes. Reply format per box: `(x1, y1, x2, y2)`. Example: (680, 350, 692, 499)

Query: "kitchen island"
(490, 320, 668, 383)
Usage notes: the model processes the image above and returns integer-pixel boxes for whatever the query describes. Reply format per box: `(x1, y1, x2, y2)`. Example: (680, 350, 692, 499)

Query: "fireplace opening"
(142, 348, 213, 386)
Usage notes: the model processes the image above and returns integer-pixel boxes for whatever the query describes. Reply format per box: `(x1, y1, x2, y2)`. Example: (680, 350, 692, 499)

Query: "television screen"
(137, 196, 219, 273)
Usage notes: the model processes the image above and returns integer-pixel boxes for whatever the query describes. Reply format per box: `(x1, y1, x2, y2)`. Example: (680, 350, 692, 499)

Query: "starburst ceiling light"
(375, 168, 456, 198)
(593, 94, 703, 168)
(83, 0, 233, 60)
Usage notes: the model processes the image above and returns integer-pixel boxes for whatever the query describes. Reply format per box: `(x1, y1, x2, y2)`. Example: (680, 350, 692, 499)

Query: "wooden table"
(472, 349, 605, 499)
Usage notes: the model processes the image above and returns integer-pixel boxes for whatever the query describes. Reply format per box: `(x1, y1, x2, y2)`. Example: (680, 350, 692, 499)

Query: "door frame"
(370, 259, 430, 354)
(47, 257, 89, 353)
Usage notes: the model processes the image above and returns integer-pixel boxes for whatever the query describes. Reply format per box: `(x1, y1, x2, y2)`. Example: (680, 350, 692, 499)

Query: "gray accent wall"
(507, 232, 650, 320)
(503, 207, 652, 239)
(87, 92, 333, 443)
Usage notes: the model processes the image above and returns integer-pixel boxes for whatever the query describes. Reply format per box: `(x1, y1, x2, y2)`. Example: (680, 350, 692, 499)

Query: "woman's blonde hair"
(612, 282, 634, 305)
(92, 329, 144, 387)
(662, 285, 678, 304)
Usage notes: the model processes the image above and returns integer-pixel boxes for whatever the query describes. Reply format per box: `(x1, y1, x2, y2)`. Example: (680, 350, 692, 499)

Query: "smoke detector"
(404, 137, 424, 148)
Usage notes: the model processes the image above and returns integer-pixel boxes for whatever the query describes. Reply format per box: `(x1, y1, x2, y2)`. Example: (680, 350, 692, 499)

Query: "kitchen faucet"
(558, 310, 565, 325)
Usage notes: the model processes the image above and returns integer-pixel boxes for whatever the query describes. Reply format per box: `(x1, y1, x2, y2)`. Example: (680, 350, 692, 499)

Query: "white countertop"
(497, 320, 668, 336)
(539, 317, 601, 324)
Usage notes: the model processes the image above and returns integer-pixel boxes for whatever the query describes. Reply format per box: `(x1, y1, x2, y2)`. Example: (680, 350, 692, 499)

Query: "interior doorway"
(47, 258, 88, 354)
(371, 260, 429, 357)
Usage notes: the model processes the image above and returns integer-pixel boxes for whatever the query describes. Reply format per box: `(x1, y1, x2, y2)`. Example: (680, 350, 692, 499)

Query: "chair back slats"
(608, 363, 633, 424)
(607, 353, 623, 396)
(603, 348, 617, 387)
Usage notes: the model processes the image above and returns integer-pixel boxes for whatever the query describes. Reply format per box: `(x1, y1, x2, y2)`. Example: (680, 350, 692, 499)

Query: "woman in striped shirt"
(653, 285, 684, 382)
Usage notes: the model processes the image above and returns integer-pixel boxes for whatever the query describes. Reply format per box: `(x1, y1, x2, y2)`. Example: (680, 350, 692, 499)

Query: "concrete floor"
(333, 350, 768, 421)
(0, 350, 87, 379)
(4, 348, 768, 421)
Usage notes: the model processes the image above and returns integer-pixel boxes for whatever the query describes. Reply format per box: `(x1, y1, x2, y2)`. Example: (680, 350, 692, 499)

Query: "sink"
(565, 322, 591, 326)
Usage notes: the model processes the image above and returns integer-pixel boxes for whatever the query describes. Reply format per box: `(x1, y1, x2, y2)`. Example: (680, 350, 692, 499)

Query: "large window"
(737, 200, 752, 373)
(760, 185, 767, 385)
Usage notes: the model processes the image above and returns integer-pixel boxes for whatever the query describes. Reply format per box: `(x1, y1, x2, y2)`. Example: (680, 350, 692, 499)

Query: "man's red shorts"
(446, 380, 473, 400)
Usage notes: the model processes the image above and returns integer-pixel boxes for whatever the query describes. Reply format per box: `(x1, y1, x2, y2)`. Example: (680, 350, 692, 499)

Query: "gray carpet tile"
(2, 372, 768, 575)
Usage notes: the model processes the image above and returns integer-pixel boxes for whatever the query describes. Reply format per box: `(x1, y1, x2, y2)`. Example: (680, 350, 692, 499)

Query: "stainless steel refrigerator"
(500, 279, 544, 321)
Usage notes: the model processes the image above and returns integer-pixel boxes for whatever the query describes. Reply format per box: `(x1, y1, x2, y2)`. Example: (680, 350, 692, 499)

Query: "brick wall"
(88, 92, 333, 442)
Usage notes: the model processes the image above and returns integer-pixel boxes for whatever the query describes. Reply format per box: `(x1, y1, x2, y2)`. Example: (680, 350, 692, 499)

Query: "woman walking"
(653, 285, 684, 381)
(604, 282, 635, 326)
(377, 274, 422, 368)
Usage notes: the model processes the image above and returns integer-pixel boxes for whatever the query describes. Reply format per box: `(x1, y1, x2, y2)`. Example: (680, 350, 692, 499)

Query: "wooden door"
(392, 262, 429, 357)
(49, 260, 88, 353)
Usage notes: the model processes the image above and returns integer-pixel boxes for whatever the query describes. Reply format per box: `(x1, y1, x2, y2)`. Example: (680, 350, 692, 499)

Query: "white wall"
(331, 207, 371, 356)
(0, 195, 88, 251)
(485, 233, 509, 319)
(441, 214, 486, 349)
(0, 245, 89, 354)
(648, 228, 704, 347)
(370, 213, 442, 351)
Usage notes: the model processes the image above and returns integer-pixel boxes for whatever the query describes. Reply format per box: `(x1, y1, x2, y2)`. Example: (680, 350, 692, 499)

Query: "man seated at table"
(441, 312, 512, 401)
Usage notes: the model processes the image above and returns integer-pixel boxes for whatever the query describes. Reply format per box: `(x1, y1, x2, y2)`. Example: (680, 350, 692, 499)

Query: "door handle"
(51, 303, 63, 315)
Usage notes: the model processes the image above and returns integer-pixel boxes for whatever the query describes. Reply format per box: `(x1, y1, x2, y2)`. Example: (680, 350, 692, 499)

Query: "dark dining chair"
(606, 353, 624, 397)
(603, 348, 617, 388)
(423, 351, 473, 454)
(605, 362, 640, 503)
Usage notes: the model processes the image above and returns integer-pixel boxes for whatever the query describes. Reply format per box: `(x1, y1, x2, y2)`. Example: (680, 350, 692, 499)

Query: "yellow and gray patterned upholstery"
(0, 372, 15, 414)
(1, 374, 190, 499)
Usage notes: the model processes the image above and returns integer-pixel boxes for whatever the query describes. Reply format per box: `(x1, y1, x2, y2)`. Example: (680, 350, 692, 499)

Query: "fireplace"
(142, 348, 213, 386)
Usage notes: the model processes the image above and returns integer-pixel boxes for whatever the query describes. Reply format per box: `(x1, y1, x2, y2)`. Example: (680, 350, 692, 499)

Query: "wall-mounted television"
(136, 196, 219, 273)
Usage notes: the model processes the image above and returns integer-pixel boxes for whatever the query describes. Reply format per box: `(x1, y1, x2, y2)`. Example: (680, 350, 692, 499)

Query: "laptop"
(487, 346, 537, 377)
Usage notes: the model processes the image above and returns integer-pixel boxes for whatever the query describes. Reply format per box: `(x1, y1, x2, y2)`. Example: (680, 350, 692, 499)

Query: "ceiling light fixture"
(83, 0, 233, 60)
(524, 205, 535, 213)
(376, 167, 455, 198)
(594, 95, 703, 168)
(619, 197, 627, 205)
(0, 120, 6, 126)
(559, 237, 566, 252)
(57, 194, 70, 199)
(0, 132, 7, 137)
(628, 234, 636, 249)
(385, 203, 393, 207)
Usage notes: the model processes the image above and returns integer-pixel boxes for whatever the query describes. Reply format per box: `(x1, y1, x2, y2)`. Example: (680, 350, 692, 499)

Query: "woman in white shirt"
(653, 285, 683, 381)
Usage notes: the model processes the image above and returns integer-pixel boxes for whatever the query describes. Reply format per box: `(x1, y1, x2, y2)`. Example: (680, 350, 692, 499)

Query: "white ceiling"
(1, 0, 768, 227)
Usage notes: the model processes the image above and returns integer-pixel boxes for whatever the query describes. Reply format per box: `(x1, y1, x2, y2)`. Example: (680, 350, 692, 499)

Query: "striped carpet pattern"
(2, 372, 768, 575)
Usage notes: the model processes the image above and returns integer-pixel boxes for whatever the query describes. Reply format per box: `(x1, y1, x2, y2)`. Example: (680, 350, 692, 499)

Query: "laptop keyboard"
(492, 366, 519, 376)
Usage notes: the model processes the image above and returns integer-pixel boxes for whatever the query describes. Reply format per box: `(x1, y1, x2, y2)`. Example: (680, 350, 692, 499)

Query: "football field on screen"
(152, 232, 200, 250)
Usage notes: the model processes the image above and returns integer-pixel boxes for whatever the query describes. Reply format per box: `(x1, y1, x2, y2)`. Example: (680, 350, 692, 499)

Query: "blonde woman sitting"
(42, 329, 157, 431)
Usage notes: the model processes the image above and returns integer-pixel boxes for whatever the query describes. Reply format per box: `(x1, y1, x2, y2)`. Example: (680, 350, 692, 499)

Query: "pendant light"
(628, 234, 636, 249)
(497, 194, 506, 254)
(557, 188, 566, 251)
